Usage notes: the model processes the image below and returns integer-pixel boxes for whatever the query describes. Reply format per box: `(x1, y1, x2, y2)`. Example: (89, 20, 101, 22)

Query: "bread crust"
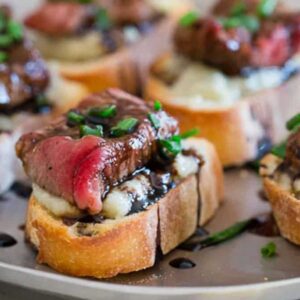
(263, 177, 300, 245)
(26, 138, 223, 278)
(144, 54, 300, 166)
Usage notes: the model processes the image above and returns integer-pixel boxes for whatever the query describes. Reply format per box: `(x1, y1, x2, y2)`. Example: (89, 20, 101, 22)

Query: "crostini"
(24, 0, 191, 94)
(145, 0, 300, 166)
(0, 6, 87, 194)
(260, 114, 300, 245)
(16, 88, 223, 279)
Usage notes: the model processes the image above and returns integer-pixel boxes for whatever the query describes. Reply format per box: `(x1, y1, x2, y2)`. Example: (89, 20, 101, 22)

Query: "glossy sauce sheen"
(169, 258, 196, 269)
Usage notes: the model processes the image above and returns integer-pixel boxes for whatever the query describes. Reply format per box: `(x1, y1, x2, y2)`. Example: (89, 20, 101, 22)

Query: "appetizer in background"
(24, 0, 191, 94)
(145, 0, 300, 166)
(16, 89, 223, 278)
(0, 6, 87, 194)
(260, 114, 300, 246)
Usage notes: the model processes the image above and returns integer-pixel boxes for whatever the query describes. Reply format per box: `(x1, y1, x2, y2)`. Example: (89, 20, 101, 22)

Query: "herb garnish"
(0, 50, 8, 63)
(220, 15, 260, 33)
(230, 2, 247, 17)
(95, 8, 112, 31)
(67, 111, 85, 125)
(7, 20, 23, 41)
(261, 241, 277, 258)
(159, 128, 199, 157)
(199, 220, 252, 248)
(80, 125, 103, 137)
(179, 11, 199, 27)
(110, 117, 139, 137)
(88, 105, 116, 119)
(286, 113, 300, 131)
(148, 113, 160, 129)
(154, 100, 162, 111)
(257, 0, 278, 18)
(271, 142, 286, 159)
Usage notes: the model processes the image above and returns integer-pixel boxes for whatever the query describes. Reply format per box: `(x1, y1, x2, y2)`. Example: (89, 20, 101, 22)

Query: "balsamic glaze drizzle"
(169, 257, 196, 269)
(0, 233, 17, 247)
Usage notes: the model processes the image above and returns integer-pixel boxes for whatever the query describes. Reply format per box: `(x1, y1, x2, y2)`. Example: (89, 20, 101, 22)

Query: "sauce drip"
(0, 233, 17, 247)
(169, 258, 196, 269)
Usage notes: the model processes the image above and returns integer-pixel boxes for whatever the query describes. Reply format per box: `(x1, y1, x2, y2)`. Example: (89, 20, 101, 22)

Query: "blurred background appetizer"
(260, 113, 300, 246)
(16, 88, 223, 279)
(24, 0, 192, 94)
(145, 0, 300, 166)
(0, 5, 87, 194)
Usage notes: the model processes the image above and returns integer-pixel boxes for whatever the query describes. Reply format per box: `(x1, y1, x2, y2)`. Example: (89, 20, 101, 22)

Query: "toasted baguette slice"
(26, 138, 223, 279)
(260, 154, 300, 245)
(145, 54, 300, 167)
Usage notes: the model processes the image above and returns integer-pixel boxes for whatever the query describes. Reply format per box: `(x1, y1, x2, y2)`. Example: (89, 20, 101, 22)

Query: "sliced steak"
(24, 2, 95, 36)
(0, 6, 49, 109)
(16, 89, 179, 214)
(174, 13, 300, 75)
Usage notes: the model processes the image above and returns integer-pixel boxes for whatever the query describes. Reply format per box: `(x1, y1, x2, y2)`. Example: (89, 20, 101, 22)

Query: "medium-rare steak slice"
(0, 6, 49, 109)
(16, 89, 179, 214)
(174, 1, 300, 75)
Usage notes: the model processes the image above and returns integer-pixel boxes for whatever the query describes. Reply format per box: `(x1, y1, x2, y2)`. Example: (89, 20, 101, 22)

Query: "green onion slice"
(230, 2, 247, 17)
(286, 113, 300, 131)
(257, 0, 278, 18)
(95, 8, 112, 31)
(154, 100, 162, 111)
(7, 21, 23, 41)
(148, 113, 160, 129)
(88, 105, 117, 119)
(159, 139, 182, 156)
(180, 128, 200, 139)
(271, 142, 286, 159)
(80, 125, 103, 137)
(0, 34, 13, 48)
(179, 11, 199, 27)
(221, 15, 260, 32)
(0, 51, 8, 63)
(261, 241, 277, 258)
(110, 117, 139, 137)
(67, 111, 85, 125)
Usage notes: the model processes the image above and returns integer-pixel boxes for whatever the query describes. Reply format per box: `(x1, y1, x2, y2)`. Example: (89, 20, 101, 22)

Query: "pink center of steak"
(16, 89, 178, 214)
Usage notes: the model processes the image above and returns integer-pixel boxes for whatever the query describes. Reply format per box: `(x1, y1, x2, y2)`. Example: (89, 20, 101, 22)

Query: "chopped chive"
(88, 105, 116, 119)
(286, 113, 300, 131)
(179, 11, 199, 27)
(159, 139, 182, 156)
(80, 125, 103, 137)
(0, 51, 8, 63)
(67, 111, 85, 125)
(230, 2, 247, 17)
(261, 241, 277, 258)
(271, 142, 286, 159)
(148, 113, 160, 129)
(180, 128, 200, 139)
(7, 21, 23, 41)
(0, 12, 6, 31)
(154, 100, 162, 111)
(110, 117, 139, 137)
(257, 0, 278, 18)
(0, 34, 13, 48)
(95, 8, 112, 31)
(221, 15, 260, 32)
